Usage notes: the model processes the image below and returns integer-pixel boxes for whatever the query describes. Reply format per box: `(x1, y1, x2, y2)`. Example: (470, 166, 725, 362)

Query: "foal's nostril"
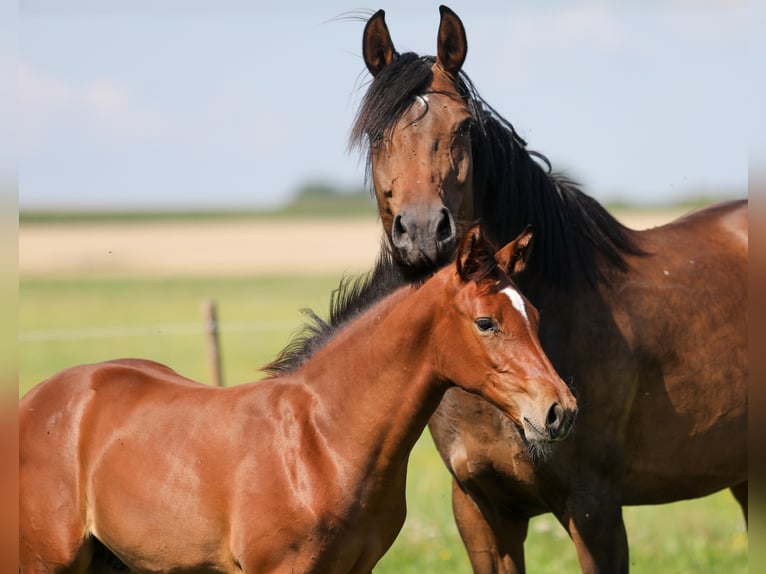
(544, 403, 576, 441)
(546, 403, 564, 437)
(435, 208, 455, 243)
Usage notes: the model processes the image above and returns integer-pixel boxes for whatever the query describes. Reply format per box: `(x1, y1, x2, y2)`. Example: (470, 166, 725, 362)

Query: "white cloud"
(84, 82, 131, 122)
(19, 61, 75, 118)
(19, 61, 162, 150)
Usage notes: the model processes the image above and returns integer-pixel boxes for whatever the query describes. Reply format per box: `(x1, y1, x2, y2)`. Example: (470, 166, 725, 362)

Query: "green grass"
(19, 276, 747, 572)
(375, 457, 746, 574)
(19, 276, 343, 393)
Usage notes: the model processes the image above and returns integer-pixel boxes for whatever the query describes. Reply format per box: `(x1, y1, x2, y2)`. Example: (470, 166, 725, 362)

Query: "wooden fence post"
(201, 298, 223, 387)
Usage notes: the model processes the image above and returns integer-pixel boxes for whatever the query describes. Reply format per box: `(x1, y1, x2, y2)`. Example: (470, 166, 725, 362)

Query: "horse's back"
(632, 199, 747, 310)
(712, 198, 747, 242)
(663, 198, 747, 247)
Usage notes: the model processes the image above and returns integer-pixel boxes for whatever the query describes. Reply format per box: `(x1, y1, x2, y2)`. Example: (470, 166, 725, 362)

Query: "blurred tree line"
(281, 183, 373, 216)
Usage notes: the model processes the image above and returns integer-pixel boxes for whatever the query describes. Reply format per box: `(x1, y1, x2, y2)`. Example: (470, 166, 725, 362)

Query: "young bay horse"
(337, 6, 746, 573)
(19, 226, 577, 574)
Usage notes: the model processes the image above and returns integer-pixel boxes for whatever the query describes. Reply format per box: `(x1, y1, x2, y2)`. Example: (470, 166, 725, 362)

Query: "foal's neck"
(295, 277, 446, 478)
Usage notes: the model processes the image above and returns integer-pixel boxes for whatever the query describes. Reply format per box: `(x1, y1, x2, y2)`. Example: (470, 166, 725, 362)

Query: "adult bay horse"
(347, 6, 746, 573)
(19, 226, 577, 574)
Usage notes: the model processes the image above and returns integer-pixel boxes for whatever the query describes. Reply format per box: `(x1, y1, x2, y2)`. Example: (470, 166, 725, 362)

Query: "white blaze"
(502, 287, 528, 323)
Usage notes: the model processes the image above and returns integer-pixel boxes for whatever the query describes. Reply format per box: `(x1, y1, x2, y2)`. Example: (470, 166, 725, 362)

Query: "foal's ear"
(496, 225, 534, 276)
(363, 9, 396, 77)
(456, 223, 492, 282)
(436, 5, 467, 75)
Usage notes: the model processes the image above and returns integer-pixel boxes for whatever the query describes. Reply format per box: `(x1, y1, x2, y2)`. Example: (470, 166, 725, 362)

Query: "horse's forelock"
(350, 53, 434, 155)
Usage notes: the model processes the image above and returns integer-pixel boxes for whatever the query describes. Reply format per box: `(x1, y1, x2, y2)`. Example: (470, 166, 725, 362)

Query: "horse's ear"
(363, 9, 396, 77)
(436, 5, 467, 75)
(496, 225, 534, 276)
(456, 223, 490, 282)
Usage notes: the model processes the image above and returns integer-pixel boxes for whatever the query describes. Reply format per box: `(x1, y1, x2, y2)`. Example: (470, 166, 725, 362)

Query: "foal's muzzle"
(523, 403, 577, 444)
(544, 403, 576, 442)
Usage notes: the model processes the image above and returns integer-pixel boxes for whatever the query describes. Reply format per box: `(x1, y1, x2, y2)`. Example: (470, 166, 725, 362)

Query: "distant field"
(18, 206, 747, 572)
(19, 217, 383, 278)
(19, 207, 691, 278)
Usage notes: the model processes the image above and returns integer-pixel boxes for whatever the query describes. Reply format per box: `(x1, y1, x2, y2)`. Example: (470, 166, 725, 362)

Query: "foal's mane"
(264, 244, 413, 376)
(351, 52, 644, 288)
(265, 227, 505, 376)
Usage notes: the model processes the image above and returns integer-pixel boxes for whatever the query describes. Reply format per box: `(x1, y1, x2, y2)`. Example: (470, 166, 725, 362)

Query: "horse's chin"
(393, 242, 456, 275)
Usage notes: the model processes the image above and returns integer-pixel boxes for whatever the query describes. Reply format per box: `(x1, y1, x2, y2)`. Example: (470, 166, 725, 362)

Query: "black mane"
(351, 51, 644, 288)
(270, 49, 645, 375)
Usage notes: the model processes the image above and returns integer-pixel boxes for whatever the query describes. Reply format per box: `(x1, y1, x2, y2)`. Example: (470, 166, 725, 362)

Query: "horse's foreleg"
(557, 484, 628, 574)
(730, 481, 748, 526)
(451, 479, 527, 574)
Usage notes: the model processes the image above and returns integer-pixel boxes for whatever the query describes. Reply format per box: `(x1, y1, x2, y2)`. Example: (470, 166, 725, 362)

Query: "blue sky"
(17, 1, 751, 211)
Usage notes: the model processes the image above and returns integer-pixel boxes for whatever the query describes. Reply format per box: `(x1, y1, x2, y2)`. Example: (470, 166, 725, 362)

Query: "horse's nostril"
(392, 214, 407, 240)
(436, 208, 455, 243)
(391, 213, 416, 252)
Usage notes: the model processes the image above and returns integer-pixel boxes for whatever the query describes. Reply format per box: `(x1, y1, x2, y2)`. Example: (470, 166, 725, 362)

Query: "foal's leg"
(19, 467, 92, 572)
(730, 481, 748, 526)
(18, 518, 92, 574)
(451, 479, 528, 574)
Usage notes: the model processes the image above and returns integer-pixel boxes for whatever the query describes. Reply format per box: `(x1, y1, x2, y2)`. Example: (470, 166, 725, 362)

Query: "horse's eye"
(456, 119, 474, 138)
(368, 132, 384, 148)
(475, 317, 497, 333)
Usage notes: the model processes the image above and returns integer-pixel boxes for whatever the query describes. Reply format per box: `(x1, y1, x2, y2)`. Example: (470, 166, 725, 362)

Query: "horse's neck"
(479, 151, 638, 290)
(296, 279, 445, 479)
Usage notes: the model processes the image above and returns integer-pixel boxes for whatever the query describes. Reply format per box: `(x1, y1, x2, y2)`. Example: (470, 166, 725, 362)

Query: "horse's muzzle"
(390, 206, 456, 268)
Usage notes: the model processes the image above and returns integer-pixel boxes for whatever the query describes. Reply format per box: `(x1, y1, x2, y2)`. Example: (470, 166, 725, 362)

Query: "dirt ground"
(19, 209, 690, 278)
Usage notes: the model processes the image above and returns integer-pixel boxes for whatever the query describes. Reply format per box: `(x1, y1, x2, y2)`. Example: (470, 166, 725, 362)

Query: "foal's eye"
(475, 317, 497, 333)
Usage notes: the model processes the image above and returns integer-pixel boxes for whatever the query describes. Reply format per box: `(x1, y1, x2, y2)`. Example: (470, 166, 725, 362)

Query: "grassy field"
(19, 274, 747, 572)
